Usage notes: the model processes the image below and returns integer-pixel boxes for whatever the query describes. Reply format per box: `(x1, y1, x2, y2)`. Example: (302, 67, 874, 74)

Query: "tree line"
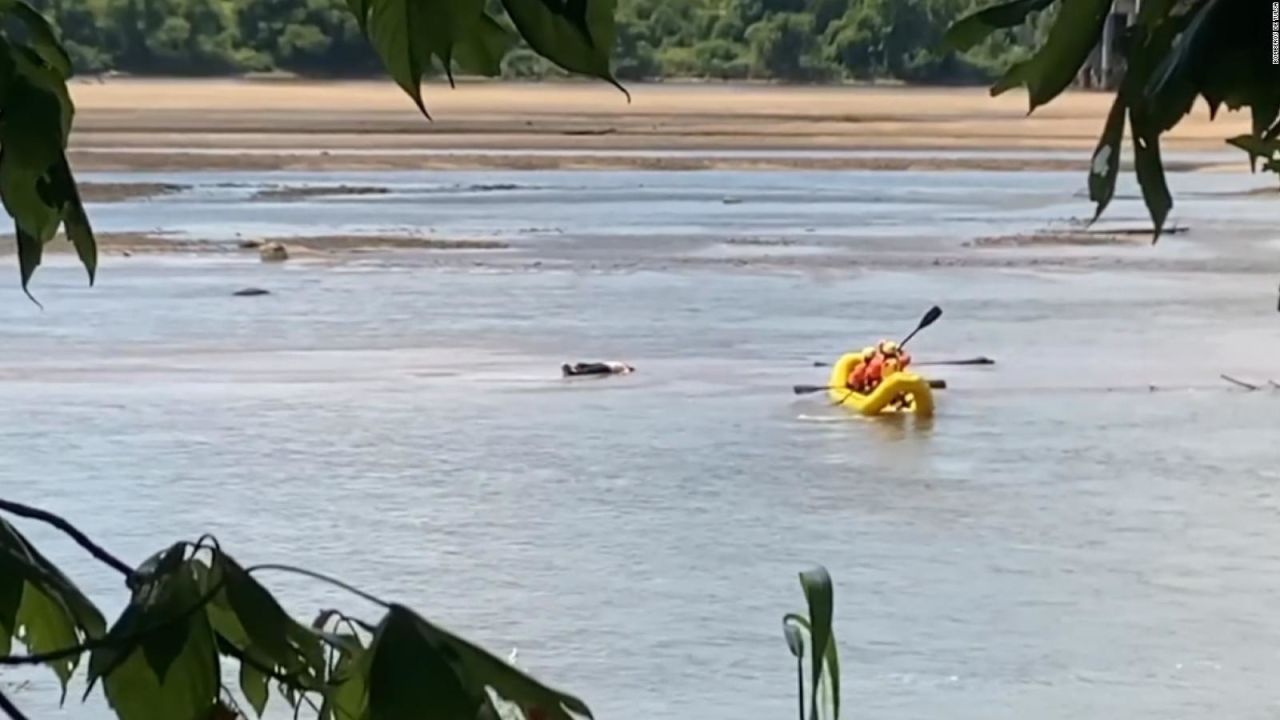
(30, 0, 1043, 83)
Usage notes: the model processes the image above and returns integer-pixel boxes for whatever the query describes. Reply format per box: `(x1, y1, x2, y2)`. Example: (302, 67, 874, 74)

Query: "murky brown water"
(3, 165, 1280, 720)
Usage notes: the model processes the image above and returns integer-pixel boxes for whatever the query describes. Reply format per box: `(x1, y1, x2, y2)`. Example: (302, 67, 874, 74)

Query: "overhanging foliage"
(0, 0, 95, 296)
(0, 499, 592, 720)
(948, 0, 1280, 239)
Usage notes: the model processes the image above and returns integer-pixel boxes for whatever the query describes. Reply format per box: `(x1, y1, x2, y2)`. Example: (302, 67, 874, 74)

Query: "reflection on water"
(3, 169, 1280, 720)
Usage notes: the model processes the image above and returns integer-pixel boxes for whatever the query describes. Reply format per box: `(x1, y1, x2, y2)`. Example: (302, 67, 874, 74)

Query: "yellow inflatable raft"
(826, 352, 935, 417)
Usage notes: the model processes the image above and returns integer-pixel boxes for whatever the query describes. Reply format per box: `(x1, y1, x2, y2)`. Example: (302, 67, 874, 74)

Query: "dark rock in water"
(233, 287, 271, 297)
(238, 239, 264, 249)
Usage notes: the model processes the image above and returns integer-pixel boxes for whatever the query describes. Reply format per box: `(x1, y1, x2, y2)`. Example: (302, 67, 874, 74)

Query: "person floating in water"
(562, 361, 635, 377)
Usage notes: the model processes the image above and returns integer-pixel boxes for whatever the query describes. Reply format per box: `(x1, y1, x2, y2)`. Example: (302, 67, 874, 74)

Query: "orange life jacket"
(848, 361, 867, 389)
(865, 355, 885, 386)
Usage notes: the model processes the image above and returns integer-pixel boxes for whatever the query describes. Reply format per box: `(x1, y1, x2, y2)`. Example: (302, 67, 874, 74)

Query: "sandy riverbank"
(16, 227, 1278, 276)
(67, 79, 1253, 172)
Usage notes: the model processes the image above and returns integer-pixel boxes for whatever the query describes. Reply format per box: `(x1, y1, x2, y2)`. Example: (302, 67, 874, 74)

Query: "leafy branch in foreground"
(344, 0, 626, 118)
(0, 0, 96, 297)
(0, 500, 592, 720)
(947, 0, 1280, 239)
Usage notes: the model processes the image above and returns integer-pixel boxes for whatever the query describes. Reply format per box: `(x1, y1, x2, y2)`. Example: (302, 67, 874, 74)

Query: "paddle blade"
(793, 385, 830, 395)
(918, 305, 943, 330)
(899, 305, 942, 349)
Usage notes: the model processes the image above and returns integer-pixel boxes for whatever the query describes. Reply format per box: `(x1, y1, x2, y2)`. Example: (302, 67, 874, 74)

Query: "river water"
(4, 161, 1280, 720)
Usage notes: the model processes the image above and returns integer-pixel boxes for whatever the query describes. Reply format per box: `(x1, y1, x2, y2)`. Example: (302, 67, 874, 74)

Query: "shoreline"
(68, 149, 1236, 174)
(15, 230, 1280, 277)
(66, 79, 1254, 173)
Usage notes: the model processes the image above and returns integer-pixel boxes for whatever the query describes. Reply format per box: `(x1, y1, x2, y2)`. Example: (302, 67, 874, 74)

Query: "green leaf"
(407, 605, 593, 720)
(782, 619, 804, 659)
(207, 555, 324, 682)
(86, 603, 141, 697)
(990, 0, 1110, 112)
(11, 44, 73, 143)
(95, 560, 220, 720)
(1227, 134, 1280, 168)
(0, 569, 18, 656)
(346, 0, 371, 32)
(943, 0, 1056, 52)
(1088, 94, 1126, 222)
(0, 519, 106, 637)
(452, 14, 514, 77)
(1145, 0, 1219, 105)
(221, 558, 297, 665)
(360, 0, 509, 115)
(1, 161, 57, 293)
(0, 35, 14, 102)
(13, 224, 42, 299)
(141, 610, 191, 683)
(0, 48, 83, 294)
(5, 1, 73, 78)
(1125, 5, 1197, 135)
(0, 518, 106, 692)
(55, 157, 96, 284)
(365, 0, 433, 116)
(366, 606, 481, 720)
(16, 582, 81, 692)
(0, 72, 62, 184)
(797, 566, 836, 720)
(101, 625, 219, 720)
(240, 658, 269, 716)
(325, 643, 371, 720)
(782, 614, 839, 720)
(1130, 117, 1171, 241)
(499, 0, 624, 93)
(86, 545, 192, 695)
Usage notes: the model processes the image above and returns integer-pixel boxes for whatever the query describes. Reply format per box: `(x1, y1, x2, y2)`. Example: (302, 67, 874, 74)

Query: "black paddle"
(898, 305, 942, 349)
(811, 356, 994, 367)
(793, 378, 947, 395)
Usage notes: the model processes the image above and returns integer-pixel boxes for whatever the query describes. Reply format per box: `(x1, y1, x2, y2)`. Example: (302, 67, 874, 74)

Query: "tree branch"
(0, 689, 30, 720)
(0, 499, 133, 578)
(247, 564, 388, 608)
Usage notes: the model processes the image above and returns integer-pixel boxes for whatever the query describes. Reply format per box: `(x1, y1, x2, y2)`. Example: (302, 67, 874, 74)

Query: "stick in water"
(1221, 374, 1260, 391)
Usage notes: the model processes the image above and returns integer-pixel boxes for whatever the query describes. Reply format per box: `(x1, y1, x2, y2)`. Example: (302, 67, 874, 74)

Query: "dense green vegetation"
(29, 0, 1041, 83)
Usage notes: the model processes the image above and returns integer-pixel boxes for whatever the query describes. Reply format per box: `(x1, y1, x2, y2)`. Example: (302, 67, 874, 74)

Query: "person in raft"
(846, 341, 912, 392)
(562, 361, 635, 377)
(877, 340, 912, 378)
(846, 346, 876, 392)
